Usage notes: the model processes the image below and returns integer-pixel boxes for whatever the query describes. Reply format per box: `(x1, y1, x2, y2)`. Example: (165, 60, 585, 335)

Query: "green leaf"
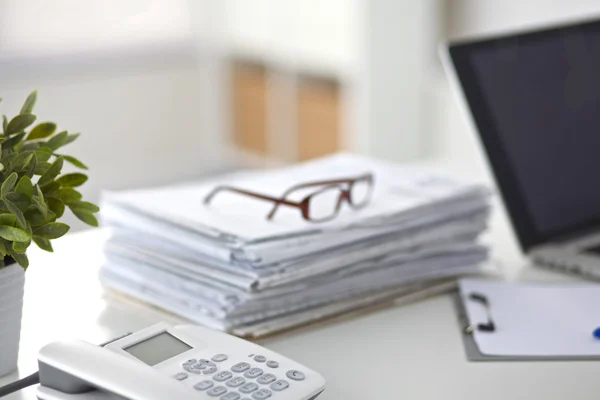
(20, 91, 37, 115)
(64, 133, 80, 146)
(27, 122, 56, 140)
(0, 163, 4, 172)
(24, 208, 55, 226)
(34, 222, 69, 239)
(3, 132, 26, 149)
(25, 220, 32, 236)
(6, 192, 31, 212)
(0, 213, 16, 227)
(11, 252, 29, 270)
(72, 209, 98, 227)
(5, 198, 27, 229)
(38, 156, 64, 187)
(21, 153, 34, 171)
(34, 147, 52, 162)
(12, 240, 29, 254)
(56, 173, 87, 188)
(41, 181, 60, 197)
(33, 186, 47, 218)
(34, 161, 51, 176)
(10, 151, 34, 172)
(21, 141, 41, 152)
(6, 114, 36, 135)
(33, 235, 53, 252)
(46, 131, 68, 151)
(60, 155, 88, 170)
(2, 115, 7, 133)
(1, 172, 18, 198)
(15, 176, 33, 199)
(68, 201, 99, 213)
(26, 153, 38, 178)
(0, 225, 30, 242)
(47, 197, 65, 219)
(59, 188, 82, 203)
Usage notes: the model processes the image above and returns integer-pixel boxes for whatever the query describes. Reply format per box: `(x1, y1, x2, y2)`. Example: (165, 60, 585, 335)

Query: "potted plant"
(0, 91, 99, 377)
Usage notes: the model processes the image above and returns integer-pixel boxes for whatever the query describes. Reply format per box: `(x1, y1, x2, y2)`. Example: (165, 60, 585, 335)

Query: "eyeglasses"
(204, 173, 374, 222)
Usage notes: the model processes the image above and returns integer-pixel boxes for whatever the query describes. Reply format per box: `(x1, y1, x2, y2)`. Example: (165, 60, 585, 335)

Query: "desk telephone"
(2, 322, 325, 400)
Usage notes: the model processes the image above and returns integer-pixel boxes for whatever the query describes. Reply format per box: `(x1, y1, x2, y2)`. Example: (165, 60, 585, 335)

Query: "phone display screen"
(124, 332, 192, 366)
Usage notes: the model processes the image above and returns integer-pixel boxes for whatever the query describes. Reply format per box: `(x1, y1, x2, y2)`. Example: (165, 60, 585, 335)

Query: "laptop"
(442, 17, 600, 279)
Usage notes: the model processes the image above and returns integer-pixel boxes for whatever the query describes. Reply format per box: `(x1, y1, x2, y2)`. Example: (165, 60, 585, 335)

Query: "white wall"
(447, 0, 600, 39)
(0, 0, 230, 231)
(0, 57, 228, 229)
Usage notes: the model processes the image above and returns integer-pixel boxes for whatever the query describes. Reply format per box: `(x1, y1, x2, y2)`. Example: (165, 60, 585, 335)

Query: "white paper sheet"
(459, 279, 600, 356)
(102, 153, 489, 246)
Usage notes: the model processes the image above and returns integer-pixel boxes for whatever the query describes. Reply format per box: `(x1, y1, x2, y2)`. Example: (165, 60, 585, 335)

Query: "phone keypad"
(177, 353, 300, 398)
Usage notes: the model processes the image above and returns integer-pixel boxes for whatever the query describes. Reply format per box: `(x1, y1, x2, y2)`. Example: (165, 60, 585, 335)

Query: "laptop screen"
(449, 18, 600, 251)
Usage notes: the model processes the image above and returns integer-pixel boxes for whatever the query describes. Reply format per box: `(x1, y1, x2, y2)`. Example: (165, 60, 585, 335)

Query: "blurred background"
(1, 0, 600, 229)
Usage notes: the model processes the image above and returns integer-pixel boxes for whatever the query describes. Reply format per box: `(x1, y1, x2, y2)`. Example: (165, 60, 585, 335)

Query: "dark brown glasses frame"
(203, 173, 374, 222)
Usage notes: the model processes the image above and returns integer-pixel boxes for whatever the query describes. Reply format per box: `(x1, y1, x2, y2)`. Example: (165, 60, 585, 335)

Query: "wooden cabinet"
(297, 76, 341, 160)
(232, 62, 269, 156)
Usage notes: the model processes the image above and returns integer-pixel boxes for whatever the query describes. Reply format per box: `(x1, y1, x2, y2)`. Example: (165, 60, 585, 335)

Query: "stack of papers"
(100, 154, 491, 337)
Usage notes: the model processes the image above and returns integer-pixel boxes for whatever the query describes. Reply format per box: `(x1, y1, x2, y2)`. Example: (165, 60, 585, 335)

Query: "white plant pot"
(0, 262, 25, 377)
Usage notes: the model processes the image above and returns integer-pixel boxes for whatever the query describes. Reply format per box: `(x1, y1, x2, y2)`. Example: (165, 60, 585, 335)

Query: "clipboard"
(452, 291, 600, 362)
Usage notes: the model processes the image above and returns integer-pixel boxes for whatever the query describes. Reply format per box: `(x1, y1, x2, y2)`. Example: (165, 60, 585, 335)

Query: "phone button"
(182, 358, 197, 366)
(191, 363, 207, 371)
(256, 374, 276, 385)
(239, 382, 259, 394)
(204, 367, 218, 375)
(244, 368, 263, 379)
(207, 385, 227, 397)
(252, 389, 272, 399)
(212, 354, 228, 362)
(286, 370, 305, 381)
(253, 355, 266, 363)
(214, 371, 233, 382)
(221, 393, 241, 400)
(232, 362, 251, 373)
(194, 380, 214, 391)
(266, 361, 278, 369)
(173, 372, 188, 381)
(270, 380, 289, 391)
(226, 376, 246, 388)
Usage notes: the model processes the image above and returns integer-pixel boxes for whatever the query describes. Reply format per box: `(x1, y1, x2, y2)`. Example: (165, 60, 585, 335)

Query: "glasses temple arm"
(204, 186, 300, 218)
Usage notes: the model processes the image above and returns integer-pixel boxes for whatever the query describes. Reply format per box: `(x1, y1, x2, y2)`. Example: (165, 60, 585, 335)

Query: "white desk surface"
(1, 221, 599, 399)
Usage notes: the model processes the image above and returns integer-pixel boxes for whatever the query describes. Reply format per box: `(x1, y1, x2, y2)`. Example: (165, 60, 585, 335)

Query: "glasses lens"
(307, 186, 342, 221)
(350, 178, 372, 207)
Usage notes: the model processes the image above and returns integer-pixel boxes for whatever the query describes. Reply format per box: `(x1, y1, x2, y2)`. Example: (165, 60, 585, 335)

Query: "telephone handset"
(35, 322, 326, 400)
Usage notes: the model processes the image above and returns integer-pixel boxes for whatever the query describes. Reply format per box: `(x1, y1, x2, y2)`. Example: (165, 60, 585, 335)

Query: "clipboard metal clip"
(464, 292, 496, 334)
